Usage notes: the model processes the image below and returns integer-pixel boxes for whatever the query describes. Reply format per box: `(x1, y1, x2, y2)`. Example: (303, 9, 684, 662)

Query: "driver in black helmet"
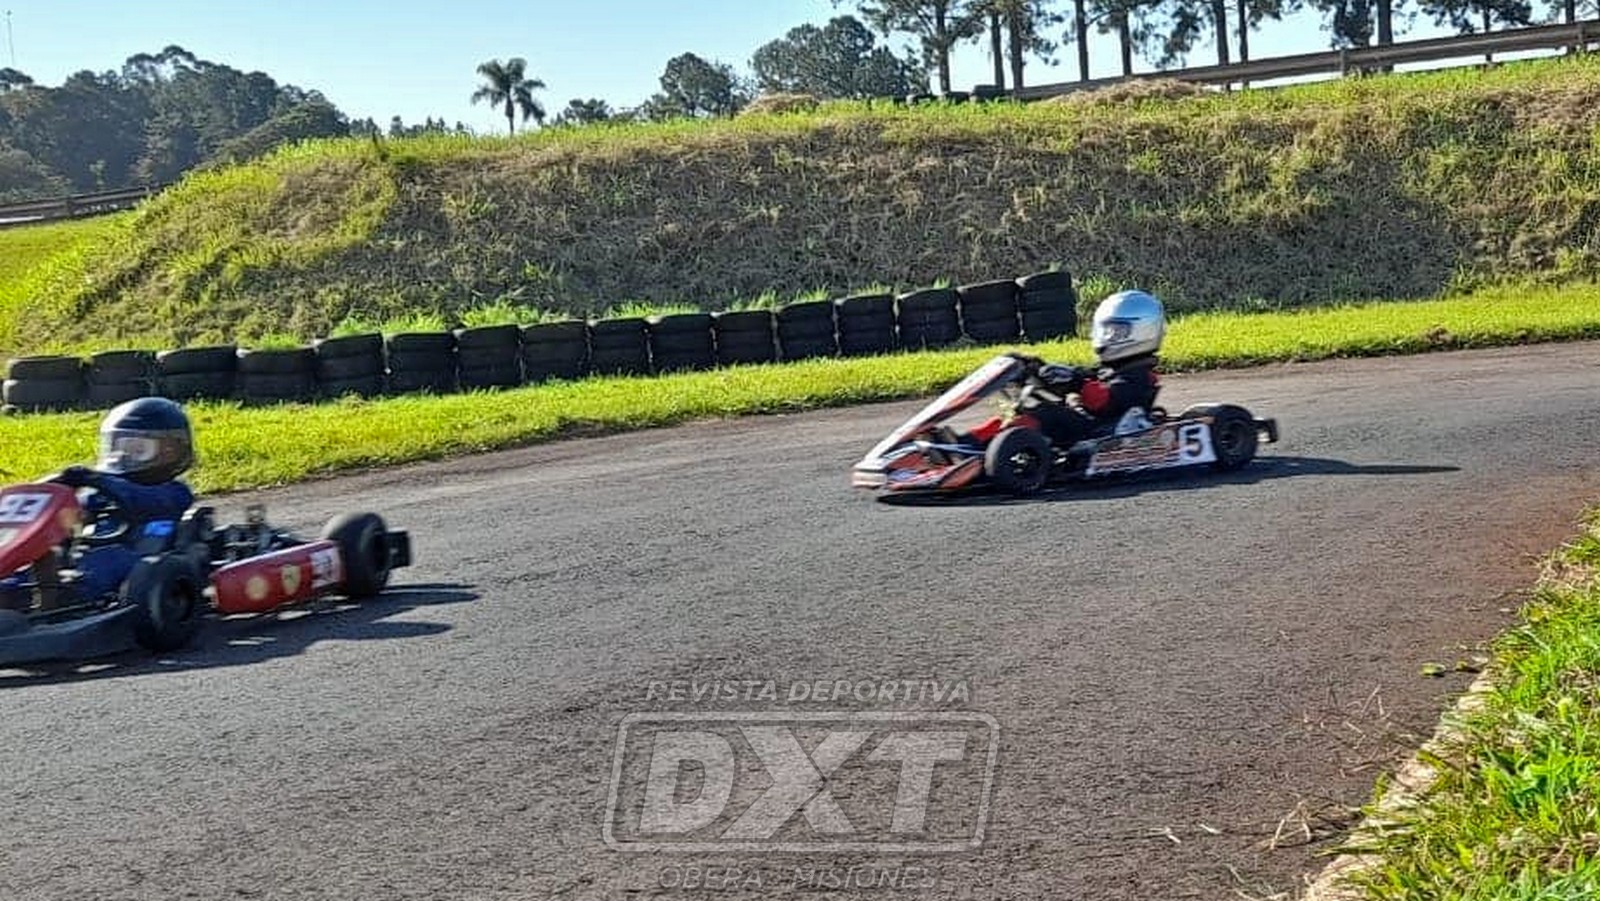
(43, 397, 197, 602)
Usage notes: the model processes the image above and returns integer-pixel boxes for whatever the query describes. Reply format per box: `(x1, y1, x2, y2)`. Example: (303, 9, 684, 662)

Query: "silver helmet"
(1090, 290, 1166, 364)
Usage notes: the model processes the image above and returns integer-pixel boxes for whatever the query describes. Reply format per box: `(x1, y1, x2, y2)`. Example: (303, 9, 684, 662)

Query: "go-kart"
(0, 480, 412, 667)
(852, 353, 1279, 497)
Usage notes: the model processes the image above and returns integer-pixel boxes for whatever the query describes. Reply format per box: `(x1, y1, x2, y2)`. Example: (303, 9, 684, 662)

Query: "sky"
(0, 1, 1547, 132)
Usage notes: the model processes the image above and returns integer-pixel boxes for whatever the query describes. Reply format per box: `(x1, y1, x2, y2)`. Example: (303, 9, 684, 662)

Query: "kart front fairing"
(852, 355, 1029, 490)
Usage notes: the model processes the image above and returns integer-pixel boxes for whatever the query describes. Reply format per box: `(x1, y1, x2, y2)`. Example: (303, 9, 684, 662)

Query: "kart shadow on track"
(0, 581, 478, 687)
(874, 456, 1462, 507)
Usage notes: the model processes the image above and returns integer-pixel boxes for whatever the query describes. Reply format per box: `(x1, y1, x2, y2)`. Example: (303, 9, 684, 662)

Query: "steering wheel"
(78, 486, 130, 544)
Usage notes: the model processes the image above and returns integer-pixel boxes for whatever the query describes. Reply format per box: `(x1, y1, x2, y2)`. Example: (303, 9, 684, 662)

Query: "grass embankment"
(0, 282, 1592, 495)
(1335, 514, 1600, 900)
(4, 56, 1600, 353)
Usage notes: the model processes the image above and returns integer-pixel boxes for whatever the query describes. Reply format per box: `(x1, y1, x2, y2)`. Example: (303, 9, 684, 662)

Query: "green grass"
(0, 281, 1595, 495)
(1337, 513, 1600, 900)
(0, 216, 127, 354)
(7, 54, 1600, 351)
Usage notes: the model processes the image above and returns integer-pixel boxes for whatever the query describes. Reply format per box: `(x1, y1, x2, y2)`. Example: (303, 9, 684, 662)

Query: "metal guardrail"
(0, 183, 169, 229)
(1014, 19, 1600, 100)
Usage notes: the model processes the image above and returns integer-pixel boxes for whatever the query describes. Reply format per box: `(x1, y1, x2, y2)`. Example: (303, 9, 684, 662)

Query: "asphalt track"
(3, 343, 1598, 901)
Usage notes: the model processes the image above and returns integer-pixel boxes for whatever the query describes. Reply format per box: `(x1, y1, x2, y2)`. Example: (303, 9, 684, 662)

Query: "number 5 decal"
(1176, 423, 1215, 463)
(0, 493, 52, 524)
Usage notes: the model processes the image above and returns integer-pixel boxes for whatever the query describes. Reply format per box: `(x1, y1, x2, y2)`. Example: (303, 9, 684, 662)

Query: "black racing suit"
(1028, 354, 1161, 447)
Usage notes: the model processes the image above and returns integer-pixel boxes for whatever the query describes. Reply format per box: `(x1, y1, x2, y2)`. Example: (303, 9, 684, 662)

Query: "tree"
(553, 98, 614, 126)
(750, 15, 926, 98)
(838, 0, 986, 93)
(0, 67, 32, 92)
(209, 100, 349, 166)
(470, 58, 547, 134)
(654, 53, 747, 118)
(977, 1, 1064, 90)
(0, 141, 67, 201)
(1309, 0, 1376, 45)
(1415, 0, 1532, 34)
(1090, 0, 1163, 74)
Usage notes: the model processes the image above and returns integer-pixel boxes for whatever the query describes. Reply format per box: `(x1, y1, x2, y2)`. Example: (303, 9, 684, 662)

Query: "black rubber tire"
(1016, 270, 1073, 293)
(521, 322, 588, 382)
(7, 355, 84, 380)
(455, 324, 520, 353)
(157, 371, 235, 401)
(1020, 307, 1079, 342)
(156, 346, 238, 376)
(455, 342, 520, 375)
(314, 333, 384, 359)
(984, 426, 1054, 496)
(385, 332, 457, 355)
(835, 294, 897, 356)
(648, 314, 715, 372)
(896, 288, 961, 350)
(2, 377, 84, 411)
(1018, 284, 1080, 313)
(458, 362, 524, 390)
(319, 375, 387, 398)
(775, 302, 837, 360)
(87, 350, 154, 383)
(320, 512, 393, 599)
(387, 367, 457, 394)
(958, 280, 1021, 342)
(124, 555, 204, 653)
(237, 347, 315, 376)
(87, 380, 154, 408)
(316, 352, 385, 381)
(588, 318, 651, 375)
(1186, 404, 1260, 471)
(238, 372, 316, 403)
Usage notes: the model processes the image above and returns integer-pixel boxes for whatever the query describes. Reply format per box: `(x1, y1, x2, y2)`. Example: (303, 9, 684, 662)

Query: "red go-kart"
(0, 481, 412, 667)
(852, 353, 1279, 497)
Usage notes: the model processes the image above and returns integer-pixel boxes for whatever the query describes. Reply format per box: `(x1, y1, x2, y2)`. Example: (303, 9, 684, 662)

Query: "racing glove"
(1038, 364, 1090, 393)
(50, 465, 100, 488)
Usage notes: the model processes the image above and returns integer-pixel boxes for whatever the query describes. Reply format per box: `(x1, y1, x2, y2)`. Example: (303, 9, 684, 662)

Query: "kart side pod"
(210, 540, 345, 615)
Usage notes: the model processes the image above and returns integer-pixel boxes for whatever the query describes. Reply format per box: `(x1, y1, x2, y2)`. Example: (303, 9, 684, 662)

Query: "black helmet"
(97, 397, 195, 485)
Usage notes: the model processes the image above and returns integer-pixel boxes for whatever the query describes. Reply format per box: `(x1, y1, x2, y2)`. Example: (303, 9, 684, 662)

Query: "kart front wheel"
(984, 427, 1053, 496)
(321, 512, 393, 599)
(124, 555, 204, 653)
(1208, 406, 1259, 471)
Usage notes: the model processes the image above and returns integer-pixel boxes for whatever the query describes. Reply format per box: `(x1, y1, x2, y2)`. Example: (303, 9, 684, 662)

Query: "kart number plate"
(309, 546, 343, 590)
(1086, 421, 1217, 475)
(0, 493, 52, 524)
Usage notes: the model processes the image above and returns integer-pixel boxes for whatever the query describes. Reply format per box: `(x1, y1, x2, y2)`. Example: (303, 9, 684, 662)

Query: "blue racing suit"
(0, 472, 195, 603)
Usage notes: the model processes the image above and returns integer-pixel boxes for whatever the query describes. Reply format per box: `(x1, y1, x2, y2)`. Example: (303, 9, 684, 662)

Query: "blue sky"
(3, 1, 1480, 131)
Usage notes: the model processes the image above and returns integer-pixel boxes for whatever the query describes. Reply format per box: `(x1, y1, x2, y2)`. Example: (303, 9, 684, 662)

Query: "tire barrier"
(835, 293, 897, 357)
(1015, 270, 1079, 341)
(896, 287, 962, 350)
(647, 313, 717, 373)
(236, 347, 317, 404)
(455, 325, 523, 391)
(313, 333, 386, 398)
(521, 321, 588, 383)
(156, 345, 237, 402)
(957, 279, 1021, 343)
(3, 355, 86, 413)
(588, 318, 651, 376)
(385, 332, 457, 395)
(775, 301, 837, 360)
(712, 310, 777, 366)
(5, 268, 1091, 414)
(86, 350, 156, 409)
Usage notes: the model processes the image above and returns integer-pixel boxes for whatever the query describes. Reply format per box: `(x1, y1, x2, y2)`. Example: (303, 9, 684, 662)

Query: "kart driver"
(1018, 289, 1166, 447)
(0, 397, 197, 609)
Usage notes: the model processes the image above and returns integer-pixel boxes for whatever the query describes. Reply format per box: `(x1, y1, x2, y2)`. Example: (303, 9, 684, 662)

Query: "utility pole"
(4, 10, 14, 67)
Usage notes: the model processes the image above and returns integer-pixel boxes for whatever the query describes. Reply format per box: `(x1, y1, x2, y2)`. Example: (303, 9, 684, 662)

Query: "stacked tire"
(156, 346, 237, 402)
(647, 313, 716, 373)
(834, 293, 897, 357)
(712, 311, 776, 366)
(1016, 270, 1079, 341)
(774, 301, 837, 361)
(455, 325, 522, 391)
(236, 347, 316, 405)
(313, 334, 386, 398)
(588, 319, 651, 376)
(896, 287, 962, 350)
(3, 356, 85, 413)
(385, 332, 457, 395)
(957, 280, 1022, 343)
(85, 351, 156, 408)
(521, 321, 588, 383)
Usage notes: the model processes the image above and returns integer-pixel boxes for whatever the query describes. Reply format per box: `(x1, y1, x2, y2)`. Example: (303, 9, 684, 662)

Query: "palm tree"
(471, 58, 547, 135)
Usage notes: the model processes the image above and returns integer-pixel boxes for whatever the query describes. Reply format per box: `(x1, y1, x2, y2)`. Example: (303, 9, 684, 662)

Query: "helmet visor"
(1094, 319, 1134, 347)
(99, 431, 163, 473)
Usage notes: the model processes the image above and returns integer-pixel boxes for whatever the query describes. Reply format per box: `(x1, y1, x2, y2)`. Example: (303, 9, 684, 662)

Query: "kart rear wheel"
(125, 555, 204, 653)
(1208, 406, 1259, 471)
(984, 427, 1053, 496)
(321, 513, 392, 599)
